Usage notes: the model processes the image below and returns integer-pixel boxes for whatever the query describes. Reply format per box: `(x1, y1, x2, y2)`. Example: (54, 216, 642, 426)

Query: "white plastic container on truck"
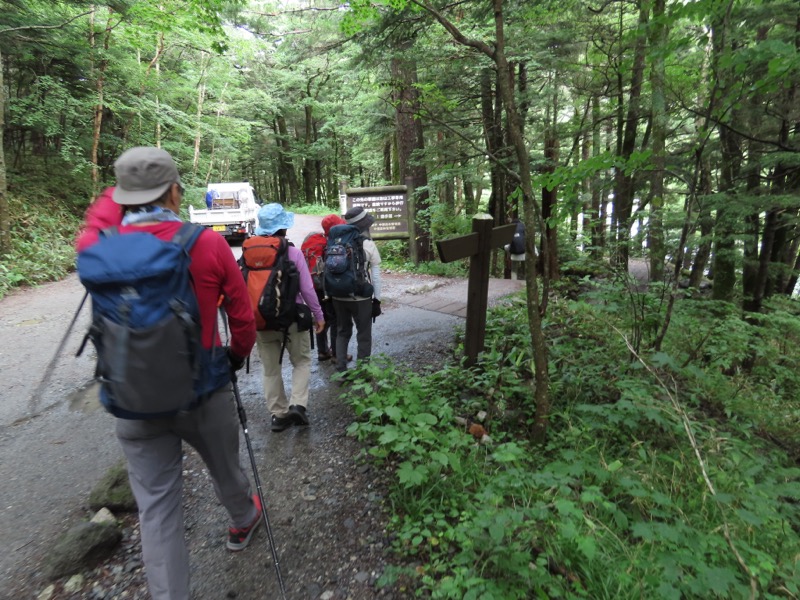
(188, 182, 259, 242)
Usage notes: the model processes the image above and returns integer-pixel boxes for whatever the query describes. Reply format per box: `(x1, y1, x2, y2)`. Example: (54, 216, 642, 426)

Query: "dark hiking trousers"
(332, 298, 373, 372)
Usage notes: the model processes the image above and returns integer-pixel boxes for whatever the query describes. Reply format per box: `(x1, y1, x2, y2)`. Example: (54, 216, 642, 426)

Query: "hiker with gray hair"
(79, 147, 261, 600)
(329, 206, 382, 373)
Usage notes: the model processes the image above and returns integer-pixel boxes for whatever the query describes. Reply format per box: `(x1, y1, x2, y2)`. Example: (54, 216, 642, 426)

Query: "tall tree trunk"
(391, 49, 431, 262)
(612, 1, 648, 272)
(785, 242, 800, 295)
(710, 4, 740, 303)
(689, 207, 714, 287)
(439, 130, 455, 214)
(779, 211, 800, 295)
(89, 8, 113, 196)
(154, 35, 164, 148)
(769, 46, 799, 297)
(383, 139, 392, 182)
(89, 7, 98, 187)
(648, 0, 667, 282)
(575, 119, 589, 245)
(492, 0, 551, 443)
(463, 175, 475, 215)
(688, 38, 716, 289)
(744, 210, 776, 312)
(780, 14, 800, 294)
(303, 102, 316, 204)
(205, 80, 228, 184)
(711, 123, 740, 302)
(542, 107, 559, 281)
(421, 0, 551, 442)
(590, 95, 604, 259)
(193, 76, 206, 176)
(741, 160, 761, 308)
(276, 115, 299, 204)
(0, 48, 8, 257)
(481, 68, 507, 220)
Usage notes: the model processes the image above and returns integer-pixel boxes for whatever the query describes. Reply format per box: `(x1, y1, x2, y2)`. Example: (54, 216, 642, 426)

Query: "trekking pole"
(231, 372, 288, 600)
(29, 290, 89, 411)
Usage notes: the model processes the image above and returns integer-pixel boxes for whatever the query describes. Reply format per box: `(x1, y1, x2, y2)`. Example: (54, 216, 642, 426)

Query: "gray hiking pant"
(332, 298, 373, 371)
(116, 386, 256, 600)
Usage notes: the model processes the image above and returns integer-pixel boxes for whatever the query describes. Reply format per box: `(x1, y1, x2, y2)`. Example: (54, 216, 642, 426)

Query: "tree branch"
(409, 0, 495, 59)
(420, 108, 521, 184)
(0, 10, 94, 34)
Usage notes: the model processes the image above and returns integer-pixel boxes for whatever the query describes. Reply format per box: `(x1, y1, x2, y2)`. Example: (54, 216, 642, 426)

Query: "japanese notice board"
(341, 185, 409, 240)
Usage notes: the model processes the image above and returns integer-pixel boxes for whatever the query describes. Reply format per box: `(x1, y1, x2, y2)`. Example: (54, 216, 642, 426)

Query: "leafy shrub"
(0, 192, 80, 298)
(290, 201, 339, 215)
(378, 239, 468, 277)
(345, 289, 800, 599)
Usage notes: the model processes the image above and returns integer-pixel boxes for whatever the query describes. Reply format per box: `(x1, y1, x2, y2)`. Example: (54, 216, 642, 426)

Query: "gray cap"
(112, 147, 180, 206)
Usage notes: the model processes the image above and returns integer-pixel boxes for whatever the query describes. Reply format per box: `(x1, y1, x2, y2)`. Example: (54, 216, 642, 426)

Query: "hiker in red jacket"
(90, 147, 259, 600)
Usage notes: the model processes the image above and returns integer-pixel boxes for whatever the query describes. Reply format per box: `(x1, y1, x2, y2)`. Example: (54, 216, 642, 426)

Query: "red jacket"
(75, 187, 124, 252)
(78, 210, 255, 360)
(118, 221, 256, 359)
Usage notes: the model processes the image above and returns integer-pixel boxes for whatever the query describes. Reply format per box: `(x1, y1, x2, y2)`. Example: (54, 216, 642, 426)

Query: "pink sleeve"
(289, 245, 323, 322)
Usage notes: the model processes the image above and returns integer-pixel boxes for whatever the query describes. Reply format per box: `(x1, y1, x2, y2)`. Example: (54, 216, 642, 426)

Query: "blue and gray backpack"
(323, 224, 373, 299)
(76, 223, 229, 419)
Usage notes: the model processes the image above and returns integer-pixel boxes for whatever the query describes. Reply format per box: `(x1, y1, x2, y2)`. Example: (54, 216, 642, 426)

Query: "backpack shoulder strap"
(171, 222, 205, 253)
(276, 236, 290, 256)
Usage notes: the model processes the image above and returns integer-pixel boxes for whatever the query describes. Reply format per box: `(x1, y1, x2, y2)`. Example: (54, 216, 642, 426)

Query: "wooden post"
(436, 214, 516, 366)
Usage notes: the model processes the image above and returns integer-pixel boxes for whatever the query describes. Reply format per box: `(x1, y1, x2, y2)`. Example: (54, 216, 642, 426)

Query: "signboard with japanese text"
(341, 185, 409, 239)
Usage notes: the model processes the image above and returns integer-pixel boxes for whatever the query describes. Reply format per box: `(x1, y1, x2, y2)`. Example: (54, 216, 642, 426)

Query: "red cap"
(321, 214, 346, 236)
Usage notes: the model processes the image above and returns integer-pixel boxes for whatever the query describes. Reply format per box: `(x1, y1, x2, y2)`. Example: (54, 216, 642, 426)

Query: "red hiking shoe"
(226, 494, 262, 551)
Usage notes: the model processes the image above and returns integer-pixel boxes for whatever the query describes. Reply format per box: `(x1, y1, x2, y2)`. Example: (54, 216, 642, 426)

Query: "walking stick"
(29, 290, 89, 412)
(231, 372, 288, 600)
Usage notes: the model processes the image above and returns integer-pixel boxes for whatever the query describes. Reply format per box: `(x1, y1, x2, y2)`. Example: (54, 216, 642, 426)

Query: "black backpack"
(324, 224, 373, 299)
(509, 220, 526, 255)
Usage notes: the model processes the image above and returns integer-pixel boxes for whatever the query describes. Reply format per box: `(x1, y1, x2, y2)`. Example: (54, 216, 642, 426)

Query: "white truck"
(188, 182, 260, 243)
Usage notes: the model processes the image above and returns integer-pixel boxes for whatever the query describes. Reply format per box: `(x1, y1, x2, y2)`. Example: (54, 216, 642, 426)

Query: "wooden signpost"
(436, 214, 517, 366)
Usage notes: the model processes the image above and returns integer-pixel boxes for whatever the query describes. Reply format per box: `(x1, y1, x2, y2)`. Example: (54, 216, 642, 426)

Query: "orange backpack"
(240, 235, 298, 331)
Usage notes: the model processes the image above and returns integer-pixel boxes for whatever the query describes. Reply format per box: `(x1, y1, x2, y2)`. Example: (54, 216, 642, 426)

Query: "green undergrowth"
(290, 201, 341, 215)
(379, 239, 469, 276)
(343, 280, 800, 599)
(0, 192, 81, 299)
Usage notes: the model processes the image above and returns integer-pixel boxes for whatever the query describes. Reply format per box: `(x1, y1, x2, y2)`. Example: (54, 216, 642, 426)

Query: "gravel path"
(0, 212, 527, 599)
